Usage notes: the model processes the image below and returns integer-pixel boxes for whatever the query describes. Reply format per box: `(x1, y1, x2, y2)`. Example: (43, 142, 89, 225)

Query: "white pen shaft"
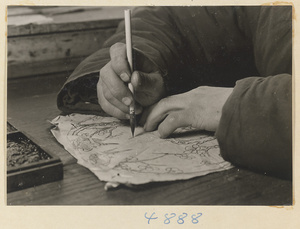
(125, 9, 135, 115)
(125, 10, 133, 72)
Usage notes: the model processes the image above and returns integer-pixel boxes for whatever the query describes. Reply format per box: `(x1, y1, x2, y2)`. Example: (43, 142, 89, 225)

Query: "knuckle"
(110, 42, 125, 54)
(108, 84, 120, 98)
(109, 89, 119, 99)
(115, 42, 125, 49)
(114, 42, 125, 48)
(158, 97, 168, 108)
(99, 64, 110, 80)
(158, 97, 173, 110)
(168, 113, 179, 123)
(110, 43, 117, 53)
(112, 61, 126, 74)
(102, 86, 113, 101)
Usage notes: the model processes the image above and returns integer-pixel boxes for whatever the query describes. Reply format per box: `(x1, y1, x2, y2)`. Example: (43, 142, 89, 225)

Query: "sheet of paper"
(51, 114, 233, 185)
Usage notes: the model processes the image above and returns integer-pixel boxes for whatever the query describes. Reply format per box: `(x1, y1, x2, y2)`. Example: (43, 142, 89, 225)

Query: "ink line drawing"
(51, 114, 233, 185)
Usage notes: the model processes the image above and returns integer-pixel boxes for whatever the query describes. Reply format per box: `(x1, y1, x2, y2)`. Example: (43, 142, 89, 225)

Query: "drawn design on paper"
(69, 118, 122, 151)
(51, 114, 233, 184)
(167, 136, 221, 161)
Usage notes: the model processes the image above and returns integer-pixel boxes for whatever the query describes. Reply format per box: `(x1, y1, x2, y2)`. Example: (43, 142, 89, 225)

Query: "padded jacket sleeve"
(57, 6, 258, 113)
(216, 6, 292, 179)
(57, 6, 187, 114)
(216, 75, 292, 179)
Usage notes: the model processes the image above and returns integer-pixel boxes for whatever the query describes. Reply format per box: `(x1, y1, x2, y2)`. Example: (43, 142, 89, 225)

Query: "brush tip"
(130, 115, 136, 138)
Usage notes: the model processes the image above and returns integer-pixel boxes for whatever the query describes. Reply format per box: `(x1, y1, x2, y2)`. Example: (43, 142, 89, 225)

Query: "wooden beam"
(8, 28, 116, 78)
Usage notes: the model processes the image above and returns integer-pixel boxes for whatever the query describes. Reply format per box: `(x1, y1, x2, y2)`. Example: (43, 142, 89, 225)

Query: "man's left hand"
(141, 86, 233, 138)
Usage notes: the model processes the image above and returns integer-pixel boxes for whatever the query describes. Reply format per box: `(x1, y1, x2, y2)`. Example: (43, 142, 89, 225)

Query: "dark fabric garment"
(216, 74, 292, 179)
(57, 6, 292, 179)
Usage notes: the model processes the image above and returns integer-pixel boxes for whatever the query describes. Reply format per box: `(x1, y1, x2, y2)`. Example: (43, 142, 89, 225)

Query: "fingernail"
(122, 97, 132, 106)
(120, 73, 130, 82)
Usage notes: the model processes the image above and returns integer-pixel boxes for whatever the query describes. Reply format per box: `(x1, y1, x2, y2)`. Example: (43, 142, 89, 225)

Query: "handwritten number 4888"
(145, 212, 202, 224)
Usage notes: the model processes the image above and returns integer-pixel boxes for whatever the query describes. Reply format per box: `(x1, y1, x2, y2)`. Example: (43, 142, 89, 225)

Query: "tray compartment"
(7, 131, 63, 193)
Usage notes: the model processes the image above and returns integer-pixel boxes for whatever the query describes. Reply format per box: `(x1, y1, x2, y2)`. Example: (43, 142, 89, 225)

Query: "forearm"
(216, 74, 292, 179)
(57, 7, 186, 113)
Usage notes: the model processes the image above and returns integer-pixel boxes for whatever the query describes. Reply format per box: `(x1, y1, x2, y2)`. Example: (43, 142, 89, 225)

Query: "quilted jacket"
(57, 6, 292, 179)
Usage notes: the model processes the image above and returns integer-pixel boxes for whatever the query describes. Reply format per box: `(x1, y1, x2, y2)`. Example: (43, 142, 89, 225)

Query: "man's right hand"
(97, 42, 166, 119)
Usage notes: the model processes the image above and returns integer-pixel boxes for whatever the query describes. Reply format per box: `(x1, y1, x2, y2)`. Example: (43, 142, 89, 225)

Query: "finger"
(101, 75, 143, 115)
(158, 111, 191, 138)
(139, 104, 156, 126)
(101, 79, 130, 114)
(100, 62, 133, 106)
(97, 77, 128, 119)
(98, 75, 143, 117)
(110, 43, 131, 82)
(134, 103, 143, 115)
(131, 71, 166, 106)
(143, 97, 182, 132)
(121, 95, 143, 115)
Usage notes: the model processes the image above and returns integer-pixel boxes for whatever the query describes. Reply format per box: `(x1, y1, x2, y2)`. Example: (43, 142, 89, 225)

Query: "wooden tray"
(7, 131, 63, 193)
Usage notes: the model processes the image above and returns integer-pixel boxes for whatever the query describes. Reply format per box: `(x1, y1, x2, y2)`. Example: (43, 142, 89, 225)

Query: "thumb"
(131, 70, 164, 93)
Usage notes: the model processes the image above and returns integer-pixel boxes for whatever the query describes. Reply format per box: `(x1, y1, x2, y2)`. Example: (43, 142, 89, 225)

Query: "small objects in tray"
(7, 138, 51, 167)
(7, 123, 63, 193)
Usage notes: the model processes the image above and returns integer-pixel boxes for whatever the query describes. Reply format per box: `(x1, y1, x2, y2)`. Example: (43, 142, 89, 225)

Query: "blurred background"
(7, 6, 133, 79)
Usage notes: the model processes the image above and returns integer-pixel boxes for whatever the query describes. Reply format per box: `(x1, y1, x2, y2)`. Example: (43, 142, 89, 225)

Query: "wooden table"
(6, 73, 293, 205)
